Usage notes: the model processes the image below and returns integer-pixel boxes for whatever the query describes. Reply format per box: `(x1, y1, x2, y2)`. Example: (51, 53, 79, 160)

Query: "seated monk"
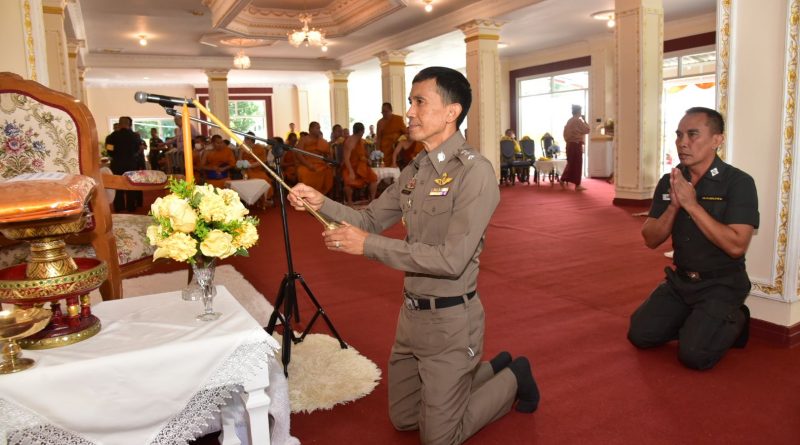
(201, 134, 236, 188)
(280, 133, 299, 186)
(241, 131, 274, 200)
(392, 134, 425, 170)
(296, 122, 333, 195)
(342, 122, 378, 204)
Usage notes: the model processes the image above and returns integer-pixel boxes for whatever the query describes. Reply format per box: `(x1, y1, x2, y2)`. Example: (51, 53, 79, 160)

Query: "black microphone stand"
(165, 107, 347, 376)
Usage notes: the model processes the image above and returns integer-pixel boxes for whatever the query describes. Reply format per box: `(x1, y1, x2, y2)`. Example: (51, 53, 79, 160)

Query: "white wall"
(271, 84, 300, 138)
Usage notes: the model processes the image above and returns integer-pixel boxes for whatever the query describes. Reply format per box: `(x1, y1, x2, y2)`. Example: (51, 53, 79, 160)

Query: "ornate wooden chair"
(0, 72, 161, 300)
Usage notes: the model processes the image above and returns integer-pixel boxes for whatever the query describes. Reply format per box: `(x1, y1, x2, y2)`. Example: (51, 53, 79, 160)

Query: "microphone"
(134, 91, 196, 108)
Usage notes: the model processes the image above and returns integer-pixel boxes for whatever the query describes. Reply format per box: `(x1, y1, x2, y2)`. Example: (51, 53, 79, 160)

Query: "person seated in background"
(240, 131, 274, 201)
(286, 122, 300, 141)
(392, 134, 425, 170)
(281, 133, 299, 185)
(540, 132, 560, 158)
(342, 122, 378, 204)
(296, 122, 333, 196)
(201, 134, 236, 188)
(501, 128, 522, 155)
(330, 124, 344, 145)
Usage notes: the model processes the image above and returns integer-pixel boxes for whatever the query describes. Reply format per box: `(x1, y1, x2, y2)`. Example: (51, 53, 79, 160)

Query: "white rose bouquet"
(147, 179, 260, 264)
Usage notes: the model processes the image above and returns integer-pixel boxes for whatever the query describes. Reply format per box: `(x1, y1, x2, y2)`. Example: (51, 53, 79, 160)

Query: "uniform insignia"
(404, 176, 416, 189)
(662, 193, 671, 201)
(468, 155, 475, 160)
(710, 167, 719, 176)
(700, 196, 724, 201)
(429, 187, 449, 196)
(434, 172, 453, 186)
(437, 152, 446, 162)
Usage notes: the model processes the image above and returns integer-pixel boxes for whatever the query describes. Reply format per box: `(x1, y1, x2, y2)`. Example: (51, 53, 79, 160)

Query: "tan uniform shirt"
(319, 131, 500, 298)
(563, 116, 591, 143)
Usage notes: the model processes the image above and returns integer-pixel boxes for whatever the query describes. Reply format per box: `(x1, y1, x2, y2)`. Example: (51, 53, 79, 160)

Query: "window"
(228, 100, 267, 139)
(661, 49, 717, 175)
(516, 70, 589, 156)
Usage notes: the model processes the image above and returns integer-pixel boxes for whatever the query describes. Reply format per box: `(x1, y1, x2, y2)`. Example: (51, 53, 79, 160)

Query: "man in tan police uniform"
(288, 67, 539, 445)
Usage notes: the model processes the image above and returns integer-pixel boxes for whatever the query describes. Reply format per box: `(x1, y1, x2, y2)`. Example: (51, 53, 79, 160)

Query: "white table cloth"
(371, 167, 400, 183)
(227, 179, 271, 206)
(0, 287, 280, 445)
(533, 159, 567, 175)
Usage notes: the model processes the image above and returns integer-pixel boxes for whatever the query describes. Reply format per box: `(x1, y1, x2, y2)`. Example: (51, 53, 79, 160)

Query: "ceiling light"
(233, 49, 251, 70)
(423, 0, 433, 13)
(591, 10, 615, 28)
(138, 35, 147, 46)
(498, 41, 508, 49)
(287, 13, 327, 51)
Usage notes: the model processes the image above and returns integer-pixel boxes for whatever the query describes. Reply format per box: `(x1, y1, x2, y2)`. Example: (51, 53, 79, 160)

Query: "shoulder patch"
(456, 148, 476, 163)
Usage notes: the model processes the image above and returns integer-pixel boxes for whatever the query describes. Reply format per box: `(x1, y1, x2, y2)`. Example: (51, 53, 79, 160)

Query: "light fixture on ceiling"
(233, 49, 251, 70)
(591, 10, 616, 28)
(498, 41, 509, 49)
(288, 13, 328, 51)
(422, 0, 434, 13)
(138, 35, 148, 46)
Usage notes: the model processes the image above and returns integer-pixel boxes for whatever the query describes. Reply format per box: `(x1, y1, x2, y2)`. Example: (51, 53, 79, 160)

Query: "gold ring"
(335, 241, 340, 248)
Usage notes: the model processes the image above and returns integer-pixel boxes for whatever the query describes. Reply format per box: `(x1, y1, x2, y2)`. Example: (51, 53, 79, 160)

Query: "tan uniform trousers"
(388, 295, 517, 445)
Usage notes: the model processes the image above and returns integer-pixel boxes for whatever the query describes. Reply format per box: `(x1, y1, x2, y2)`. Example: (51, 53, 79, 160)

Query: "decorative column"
(613, 0, 664, 203)
(205, 68, 230, 136)
(77, 66, 87, 106)
(66, 38, 83, 100)
(41, 0, 70, 93)
(326, 70, 352, 129)
(458, 19, 504, 178)
(376, 50, 411, 118)
(717, 0, 800, 338)
(0, 0, 49, 83)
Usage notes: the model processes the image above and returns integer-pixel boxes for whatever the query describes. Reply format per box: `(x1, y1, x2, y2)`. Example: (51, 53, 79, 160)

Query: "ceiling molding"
(339, 0, 546, 67)
(85, 53, 340, 72)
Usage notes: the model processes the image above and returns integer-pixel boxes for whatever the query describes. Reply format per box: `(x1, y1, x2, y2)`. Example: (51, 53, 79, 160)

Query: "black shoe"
(733, 305, 750, 349)
(508, 357, 540, 413)
(490, 351, 512, 374)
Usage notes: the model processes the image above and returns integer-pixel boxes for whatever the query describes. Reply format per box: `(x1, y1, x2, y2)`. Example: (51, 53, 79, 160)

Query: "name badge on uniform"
(429, 187, 449, 196)
(700, 195, 724, 201)
(662, 194, 671, 201)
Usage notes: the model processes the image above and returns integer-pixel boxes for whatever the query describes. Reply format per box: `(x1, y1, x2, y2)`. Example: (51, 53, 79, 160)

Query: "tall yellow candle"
(181, 104, 193, 184)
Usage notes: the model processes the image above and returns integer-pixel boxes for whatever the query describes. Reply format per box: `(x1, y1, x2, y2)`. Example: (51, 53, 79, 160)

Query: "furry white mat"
(91, 265, 381, 414)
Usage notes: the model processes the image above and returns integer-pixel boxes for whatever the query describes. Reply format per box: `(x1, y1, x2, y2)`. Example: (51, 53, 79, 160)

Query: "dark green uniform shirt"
(649, 155, 759, 272)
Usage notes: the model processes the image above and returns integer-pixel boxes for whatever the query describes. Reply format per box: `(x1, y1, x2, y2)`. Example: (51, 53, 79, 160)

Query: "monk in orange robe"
(241, 133, 274, 199)
(280, 133, 299, 185)
(342, 122, 378, 204)
(201, 134, 236, 188)
(392, 135, 425, 170)
(376, 102, 407, 167)
(296, 122, 333, 195)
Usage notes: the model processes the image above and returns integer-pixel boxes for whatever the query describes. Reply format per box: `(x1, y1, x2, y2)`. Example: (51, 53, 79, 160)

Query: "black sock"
(733, 305, 750, 349)
(490, 351, 512, 374)
(509, 357, 540, 413)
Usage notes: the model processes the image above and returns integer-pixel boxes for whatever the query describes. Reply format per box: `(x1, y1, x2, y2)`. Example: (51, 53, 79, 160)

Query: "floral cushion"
(123, 170, 168, 185)
(0, 93, 80, 178)
(0, 214, 155, 270)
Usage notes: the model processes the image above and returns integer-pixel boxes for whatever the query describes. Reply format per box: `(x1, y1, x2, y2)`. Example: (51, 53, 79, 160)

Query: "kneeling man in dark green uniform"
(628, 107, 759, 370)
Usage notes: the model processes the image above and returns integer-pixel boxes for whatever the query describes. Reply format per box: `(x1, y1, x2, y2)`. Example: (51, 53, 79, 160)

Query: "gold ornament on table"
(0, 174, 105, 350)
(146, 178, 260, 320)
(0, 307, 51, 374)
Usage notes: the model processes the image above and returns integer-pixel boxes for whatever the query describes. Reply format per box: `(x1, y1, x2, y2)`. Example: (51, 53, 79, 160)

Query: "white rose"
(200, 229, 236, 258)
(197, 190, 227, 222)
(161, 194, 197, 233)
(153, 232, 197, 262)
(232, 221, 259, 250)
(146, 224, 163, 246)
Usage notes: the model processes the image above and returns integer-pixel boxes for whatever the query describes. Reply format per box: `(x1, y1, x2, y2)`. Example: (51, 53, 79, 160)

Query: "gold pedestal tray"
(0, 258, 105, 349)
(0, 307, 51, 374)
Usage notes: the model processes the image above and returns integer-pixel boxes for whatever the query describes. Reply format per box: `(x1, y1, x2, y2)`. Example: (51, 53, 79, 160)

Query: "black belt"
(675, 264, 744, 282)
(403, 290, 476, 310)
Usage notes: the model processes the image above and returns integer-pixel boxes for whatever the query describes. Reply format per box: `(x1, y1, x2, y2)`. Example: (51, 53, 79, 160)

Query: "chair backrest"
(0, 71, 120, 298)
(520, 139, 535, 158)
(499, 139, 516, 160)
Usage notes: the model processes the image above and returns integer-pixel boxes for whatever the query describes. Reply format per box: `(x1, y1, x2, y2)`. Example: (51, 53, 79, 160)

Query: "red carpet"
(180, 179, 800, 444)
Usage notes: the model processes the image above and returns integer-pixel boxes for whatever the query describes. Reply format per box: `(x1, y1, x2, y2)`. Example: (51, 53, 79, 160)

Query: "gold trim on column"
(24, 0, 37, 81)
(380, 61, 406, 67)
(330, 79, 349, 83)
(717, 0, 731, 160)
(464, 34, 501, 43)
(754, 0, 798, 297)
(208, 76, 227, 81)
(42, 5, 64, 15)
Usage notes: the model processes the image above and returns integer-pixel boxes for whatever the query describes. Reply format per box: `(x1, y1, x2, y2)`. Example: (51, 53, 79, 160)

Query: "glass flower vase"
(181, 257, 221, 321)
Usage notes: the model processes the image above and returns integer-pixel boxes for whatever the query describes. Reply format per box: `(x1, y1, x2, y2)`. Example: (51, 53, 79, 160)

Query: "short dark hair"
(686, 107, 725, 134)
(382, 102, 392, 111)
(119, 116, 132, 127)
(412, 67, 471, 129)
(353, 122, 364, 134)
